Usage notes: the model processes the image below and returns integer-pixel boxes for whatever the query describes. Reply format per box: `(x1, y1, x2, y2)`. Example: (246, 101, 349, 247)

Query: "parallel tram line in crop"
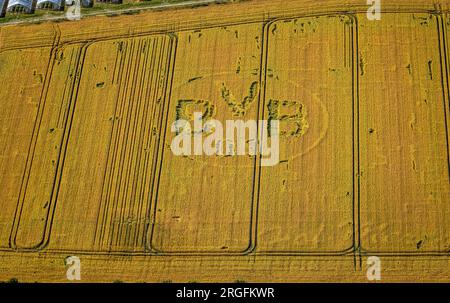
(0, 0, 449, 281)
(0, 13, 448, 258)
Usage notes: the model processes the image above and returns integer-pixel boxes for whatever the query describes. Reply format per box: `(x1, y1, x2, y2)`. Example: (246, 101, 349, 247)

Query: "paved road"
(1, 0, 224, 25)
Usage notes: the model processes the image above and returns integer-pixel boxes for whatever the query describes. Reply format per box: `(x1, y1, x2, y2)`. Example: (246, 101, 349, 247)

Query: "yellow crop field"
(0, 0, 449, 282)
(358, 13, 449, 254)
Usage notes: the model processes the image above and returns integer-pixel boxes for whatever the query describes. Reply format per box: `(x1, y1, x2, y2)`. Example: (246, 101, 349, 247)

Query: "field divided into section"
(0, 0, 449, 282)
(2, 13, 447, 257)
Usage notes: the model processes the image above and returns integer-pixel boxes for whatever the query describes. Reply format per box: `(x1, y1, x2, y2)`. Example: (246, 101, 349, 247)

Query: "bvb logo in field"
(170, 112, 280, 167)
(170, 75, 280, 167)
(169, 72, 330, 166)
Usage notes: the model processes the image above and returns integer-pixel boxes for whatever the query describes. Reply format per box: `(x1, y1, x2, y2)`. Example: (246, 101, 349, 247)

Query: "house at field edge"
(0, 0, 9, 17)
(37, 0, 63, 10)
(7, 0, 36, 13)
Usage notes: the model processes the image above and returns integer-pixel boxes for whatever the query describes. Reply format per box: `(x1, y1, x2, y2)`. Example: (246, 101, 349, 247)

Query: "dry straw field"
(0, 0, 449, 282)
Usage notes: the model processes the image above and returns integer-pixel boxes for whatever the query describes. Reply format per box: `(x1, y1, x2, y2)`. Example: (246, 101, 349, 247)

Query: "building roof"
(7, 0, 35, 12)
(36, 0, 63, 9)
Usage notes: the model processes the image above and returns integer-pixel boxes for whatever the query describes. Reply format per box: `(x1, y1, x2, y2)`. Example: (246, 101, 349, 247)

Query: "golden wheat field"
(0, 0, 449, 282)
